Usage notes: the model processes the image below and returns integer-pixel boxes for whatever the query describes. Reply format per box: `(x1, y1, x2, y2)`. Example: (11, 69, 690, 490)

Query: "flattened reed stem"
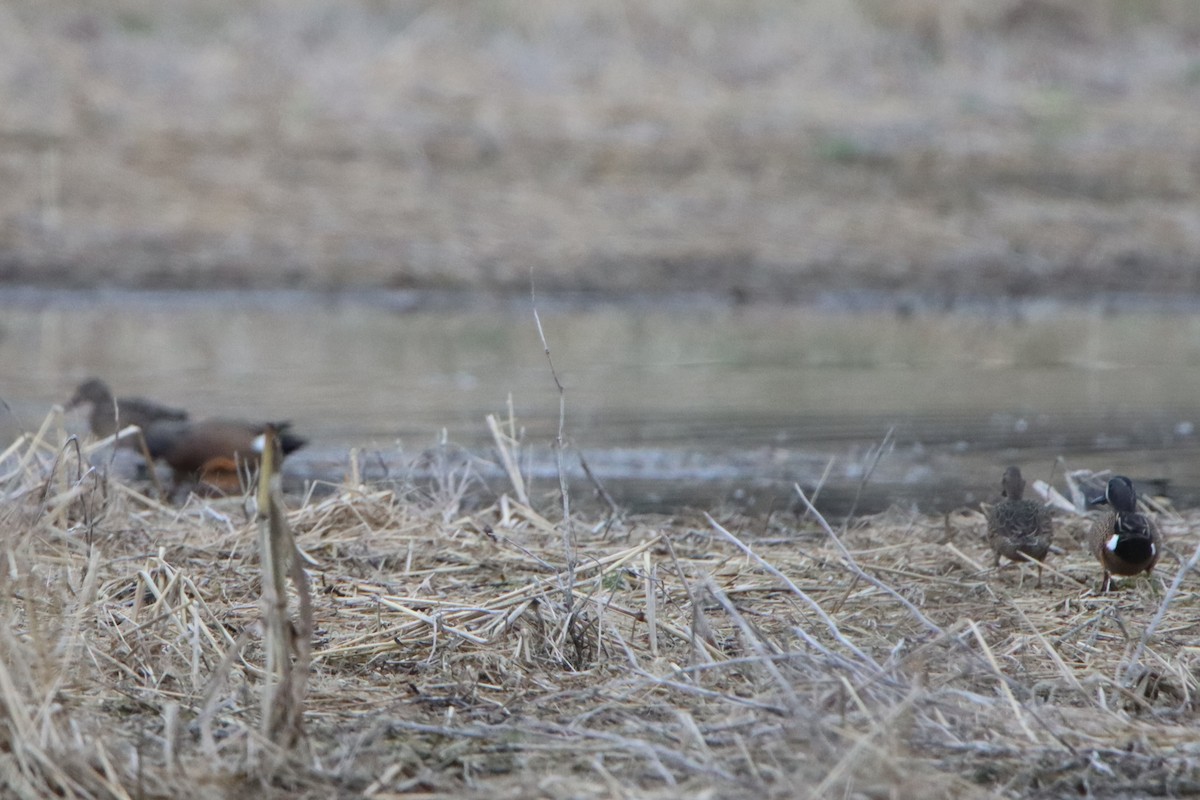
(792, 485, 942, 637)
(706, 512, 881, 672)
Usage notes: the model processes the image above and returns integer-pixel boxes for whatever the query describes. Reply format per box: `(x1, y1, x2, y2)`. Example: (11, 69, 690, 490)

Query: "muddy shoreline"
(10, 283, 1200, 317)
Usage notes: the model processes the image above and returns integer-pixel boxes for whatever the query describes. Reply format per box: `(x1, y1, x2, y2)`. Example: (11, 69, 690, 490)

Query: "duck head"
(1095, 475, 1139, 514)
(1000, 466, 1026, 500)
(68, 378, 113, 409)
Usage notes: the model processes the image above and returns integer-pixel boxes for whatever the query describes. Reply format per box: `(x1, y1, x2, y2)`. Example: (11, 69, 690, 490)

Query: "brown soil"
(3, 1, 1200, 301)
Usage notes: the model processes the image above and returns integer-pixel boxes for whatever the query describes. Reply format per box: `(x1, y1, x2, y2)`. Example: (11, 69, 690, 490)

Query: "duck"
(1087, 475, 1161, 592)
(985, 466, 1053, 586)
(68, 378, 188, 442)
(143, 418, 307, 491)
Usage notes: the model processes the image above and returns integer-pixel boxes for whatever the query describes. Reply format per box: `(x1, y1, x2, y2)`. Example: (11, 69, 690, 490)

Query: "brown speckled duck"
(1087, 475, 1161, 592)
(143, 418, 307, 491)
(68, 378, 188, 442)
(985, 466, 1053, 586)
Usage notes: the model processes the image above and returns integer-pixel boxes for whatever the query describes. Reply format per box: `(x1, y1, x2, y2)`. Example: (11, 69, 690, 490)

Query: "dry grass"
(3, 415, 1200, 798)
(4, 0, 1200, 296)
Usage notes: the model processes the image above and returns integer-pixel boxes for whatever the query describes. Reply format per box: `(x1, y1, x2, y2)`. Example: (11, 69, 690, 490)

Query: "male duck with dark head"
(68, 378, 188, 441)
(1087, 475, 1161, 592)
(143, 418, 307, 492)
(985, 466, 1053, 586)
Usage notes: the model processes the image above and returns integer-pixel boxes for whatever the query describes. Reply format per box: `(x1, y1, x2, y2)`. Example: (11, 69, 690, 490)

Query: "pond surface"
(3, 288, 1200, 514)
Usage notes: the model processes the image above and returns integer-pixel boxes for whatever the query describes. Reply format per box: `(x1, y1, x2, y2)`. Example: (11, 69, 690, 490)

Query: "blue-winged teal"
(985, 466, 1053, 586)
(69, 378, 188, 441)
(1087, 475, 1161, 592)
(143, 419, 307, 489)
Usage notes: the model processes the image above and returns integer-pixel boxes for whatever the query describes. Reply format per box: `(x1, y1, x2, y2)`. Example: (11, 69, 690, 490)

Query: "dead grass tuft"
(2, 414, 1200, 797)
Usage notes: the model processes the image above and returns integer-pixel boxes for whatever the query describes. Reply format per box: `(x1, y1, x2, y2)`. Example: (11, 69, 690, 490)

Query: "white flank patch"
(252, 433, 267, 453)
(1150, 543, 1156, 555)
(1106, 534, 1120, 552)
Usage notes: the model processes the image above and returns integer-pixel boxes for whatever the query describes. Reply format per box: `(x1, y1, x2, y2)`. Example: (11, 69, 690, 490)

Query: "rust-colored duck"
(1087, 475, 1161, 592)
(143, 418, 307, 492)
(985, 466, 1054, 586)
(68, 378, 188, 442)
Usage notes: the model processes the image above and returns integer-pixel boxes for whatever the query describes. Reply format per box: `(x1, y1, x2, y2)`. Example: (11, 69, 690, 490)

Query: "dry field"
(2, 415, 1200, 799)
(3, 0, 1200, 297)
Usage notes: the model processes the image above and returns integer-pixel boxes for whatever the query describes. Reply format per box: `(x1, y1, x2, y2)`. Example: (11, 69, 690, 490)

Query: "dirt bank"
(3, 0, 1200, 300)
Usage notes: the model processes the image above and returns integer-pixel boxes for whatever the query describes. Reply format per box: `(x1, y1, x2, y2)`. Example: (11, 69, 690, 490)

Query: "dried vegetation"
(2, 413, 1200, 799)
(5, 0, 1200, 295)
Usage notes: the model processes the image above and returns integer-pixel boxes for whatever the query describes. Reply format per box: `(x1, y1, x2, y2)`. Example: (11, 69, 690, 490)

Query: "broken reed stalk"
(486, 412, 529, 507)
(532, 282, 577, 616)
(579, 450, 621, 519)
(37, 434, 84, 530)
(256, 425, 311, 750)
(839, 427, 894, 524)
(8, 406, 58, 478)
(643, 550, 658, 657)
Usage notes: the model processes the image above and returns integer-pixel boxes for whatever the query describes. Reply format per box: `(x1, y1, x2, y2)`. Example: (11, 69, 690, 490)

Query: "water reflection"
(3, 289, 1200, 513)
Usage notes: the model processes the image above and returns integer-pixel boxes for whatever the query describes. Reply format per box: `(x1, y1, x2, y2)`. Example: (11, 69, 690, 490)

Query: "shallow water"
(4, 288, 1200, 513)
